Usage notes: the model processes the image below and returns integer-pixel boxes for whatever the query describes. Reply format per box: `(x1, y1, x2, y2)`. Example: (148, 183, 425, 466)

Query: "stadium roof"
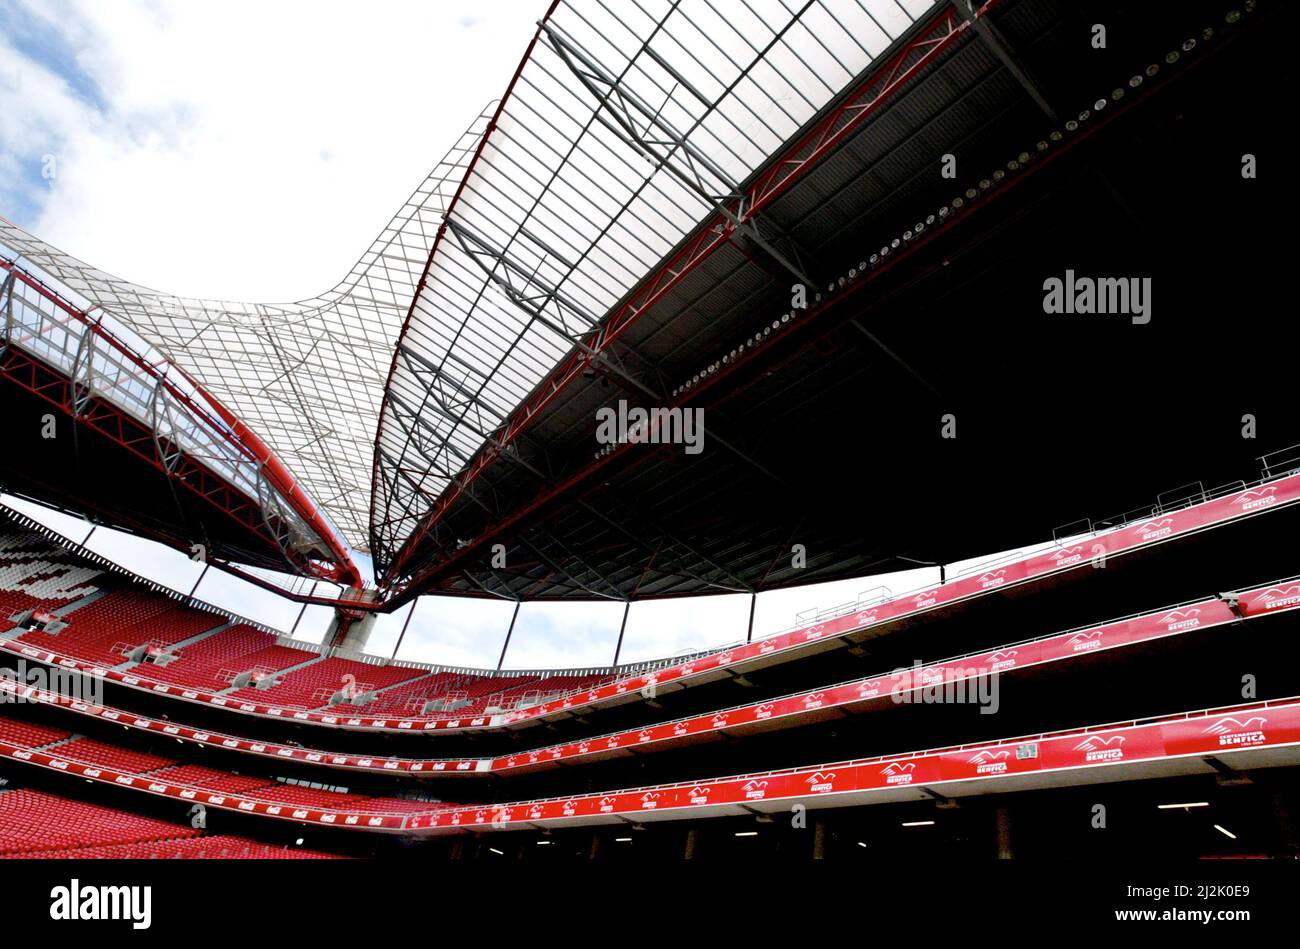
(366, 0, 1291, 604)
(2, 0, 941, 593)
(1, 0, 1287, 605)
(372, 0, 939, 580)
(0, 105, 493, 566)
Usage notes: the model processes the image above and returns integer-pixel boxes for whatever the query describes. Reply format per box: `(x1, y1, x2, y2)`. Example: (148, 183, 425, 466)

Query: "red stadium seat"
(0, 787, 341, 858)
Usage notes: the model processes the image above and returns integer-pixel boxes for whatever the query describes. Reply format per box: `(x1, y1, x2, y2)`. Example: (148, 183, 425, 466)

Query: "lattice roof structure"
(3, 0, 940, 595)
(1, 105, 495, 563)
(373, 0, 938, 582)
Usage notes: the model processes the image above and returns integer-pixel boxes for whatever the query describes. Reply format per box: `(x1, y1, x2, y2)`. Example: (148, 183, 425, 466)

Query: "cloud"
(1, 0, 544, 299)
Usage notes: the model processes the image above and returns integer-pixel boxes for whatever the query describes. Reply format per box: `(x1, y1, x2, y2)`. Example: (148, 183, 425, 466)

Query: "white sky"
(1, 0, 544, 299)
(1, 0, 1029, 671)
(4, 490, 963, 671)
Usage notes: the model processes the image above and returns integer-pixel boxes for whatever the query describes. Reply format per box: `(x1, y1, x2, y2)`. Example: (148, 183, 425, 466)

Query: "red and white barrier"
(6, 579, 1297, 780)
(6, 693, 1300, 834)
(5, 473, 1298, 735)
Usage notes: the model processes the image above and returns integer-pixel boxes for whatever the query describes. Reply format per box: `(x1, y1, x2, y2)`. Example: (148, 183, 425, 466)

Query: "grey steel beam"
(952, 0, 1058, 121)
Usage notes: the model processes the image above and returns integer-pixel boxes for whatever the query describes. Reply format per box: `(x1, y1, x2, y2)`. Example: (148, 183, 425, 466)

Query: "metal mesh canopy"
(0, 105, 495, 557)
(373, 0, 938, 581)
(2, 0, 941, 589)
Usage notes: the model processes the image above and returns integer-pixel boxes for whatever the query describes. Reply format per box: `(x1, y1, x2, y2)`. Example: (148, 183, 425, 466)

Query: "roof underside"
(372, 0, 942, 579)
(382, 0, 1292, 602)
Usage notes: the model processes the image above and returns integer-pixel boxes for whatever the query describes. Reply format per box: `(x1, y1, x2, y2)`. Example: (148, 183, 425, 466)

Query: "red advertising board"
(940, 744, 1042, 781)
(1236, 582, 1300, 618)
(1039, 724, 1165, 771)
(1162, 703, 1300, 757)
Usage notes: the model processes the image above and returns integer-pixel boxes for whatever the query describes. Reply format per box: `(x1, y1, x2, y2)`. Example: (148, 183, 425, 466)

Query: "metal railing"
(1, 254, 328, 565)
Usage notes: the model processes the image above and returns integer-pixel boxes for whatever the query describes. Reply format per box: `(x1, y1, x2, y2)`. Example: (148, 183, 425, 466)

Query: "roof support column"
(812, 817, 828, 859)
(289, 581, 318, 637)
(995, 805, 1013, 859)
(497, 600, 522, 671)
(611, 600, 631, 667)
(683, 827, 700, 860)
(390, 600, 418, 661)
(187, 562, 211, 599)
(952, 0, 1058, 121)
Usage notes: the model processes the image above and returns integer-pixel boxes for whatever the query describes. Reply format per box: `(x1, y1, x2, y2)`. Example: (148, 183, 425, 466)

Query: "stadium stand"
(1, 510, 623, 725)
(0, 527, 102, 631)
(224, 656, 428, 708)
(51, 737, 176, 775)
(216, 643, 316, 688)
(0, 788, 202, 855)
(5, 464, 1298, 745)
(0, 716, 70, 751)
(361, 671, 474, 716)
(142, 623, 284, 689)
(144, 765, 278, 795)
(8, 580, 1291, 778)
(7, 688, 1300, 840)
(0, 706, 454, 827)
(8, 836, 341, 859)
(15, 589, 221, 667)
(0, 787, 340, 858)
(239, 783, 363, 809)
(0, 0, 1292, 869)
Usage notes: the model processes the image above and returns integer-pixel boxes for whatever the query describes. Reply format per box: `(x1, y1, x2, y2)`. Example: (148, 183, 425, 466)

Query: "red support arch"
(0, 257, 361, 587)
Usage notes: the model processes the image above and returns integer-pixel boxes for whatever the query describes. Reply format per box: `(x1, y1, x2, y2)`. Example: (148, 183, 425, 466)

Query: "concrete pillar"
(684, 827, 699, 860)
(1272, 791, 1297, 855)
(326, 588, 381, 652)
(995, 806, 1013, 859)
(812, 818, 828, 859)
(337, 610, 378, 652)
(589, 833, 602, 860)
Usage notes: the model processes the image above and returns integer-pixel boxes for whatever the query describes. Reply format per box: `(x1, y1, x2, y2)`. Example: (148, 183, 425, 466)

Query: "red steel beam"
(1, 258, 361, 586)
(367, 1, 561, 574)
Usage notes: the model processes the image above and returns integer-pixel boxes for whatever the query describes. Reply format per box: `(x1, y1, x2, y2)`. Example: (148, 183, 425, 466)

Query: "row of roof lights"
(490, 798, 1241, 848)
(668, 4, 1251, 404)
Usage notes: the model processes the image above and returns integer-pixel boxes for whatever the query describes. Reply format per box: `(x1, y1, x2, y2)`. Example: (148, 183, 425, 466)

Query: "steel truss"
(376, 0, 960, 593)
(0, 257, 345, 579)
(3, 1, 962, 601)
(0, 103, 497, 565)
